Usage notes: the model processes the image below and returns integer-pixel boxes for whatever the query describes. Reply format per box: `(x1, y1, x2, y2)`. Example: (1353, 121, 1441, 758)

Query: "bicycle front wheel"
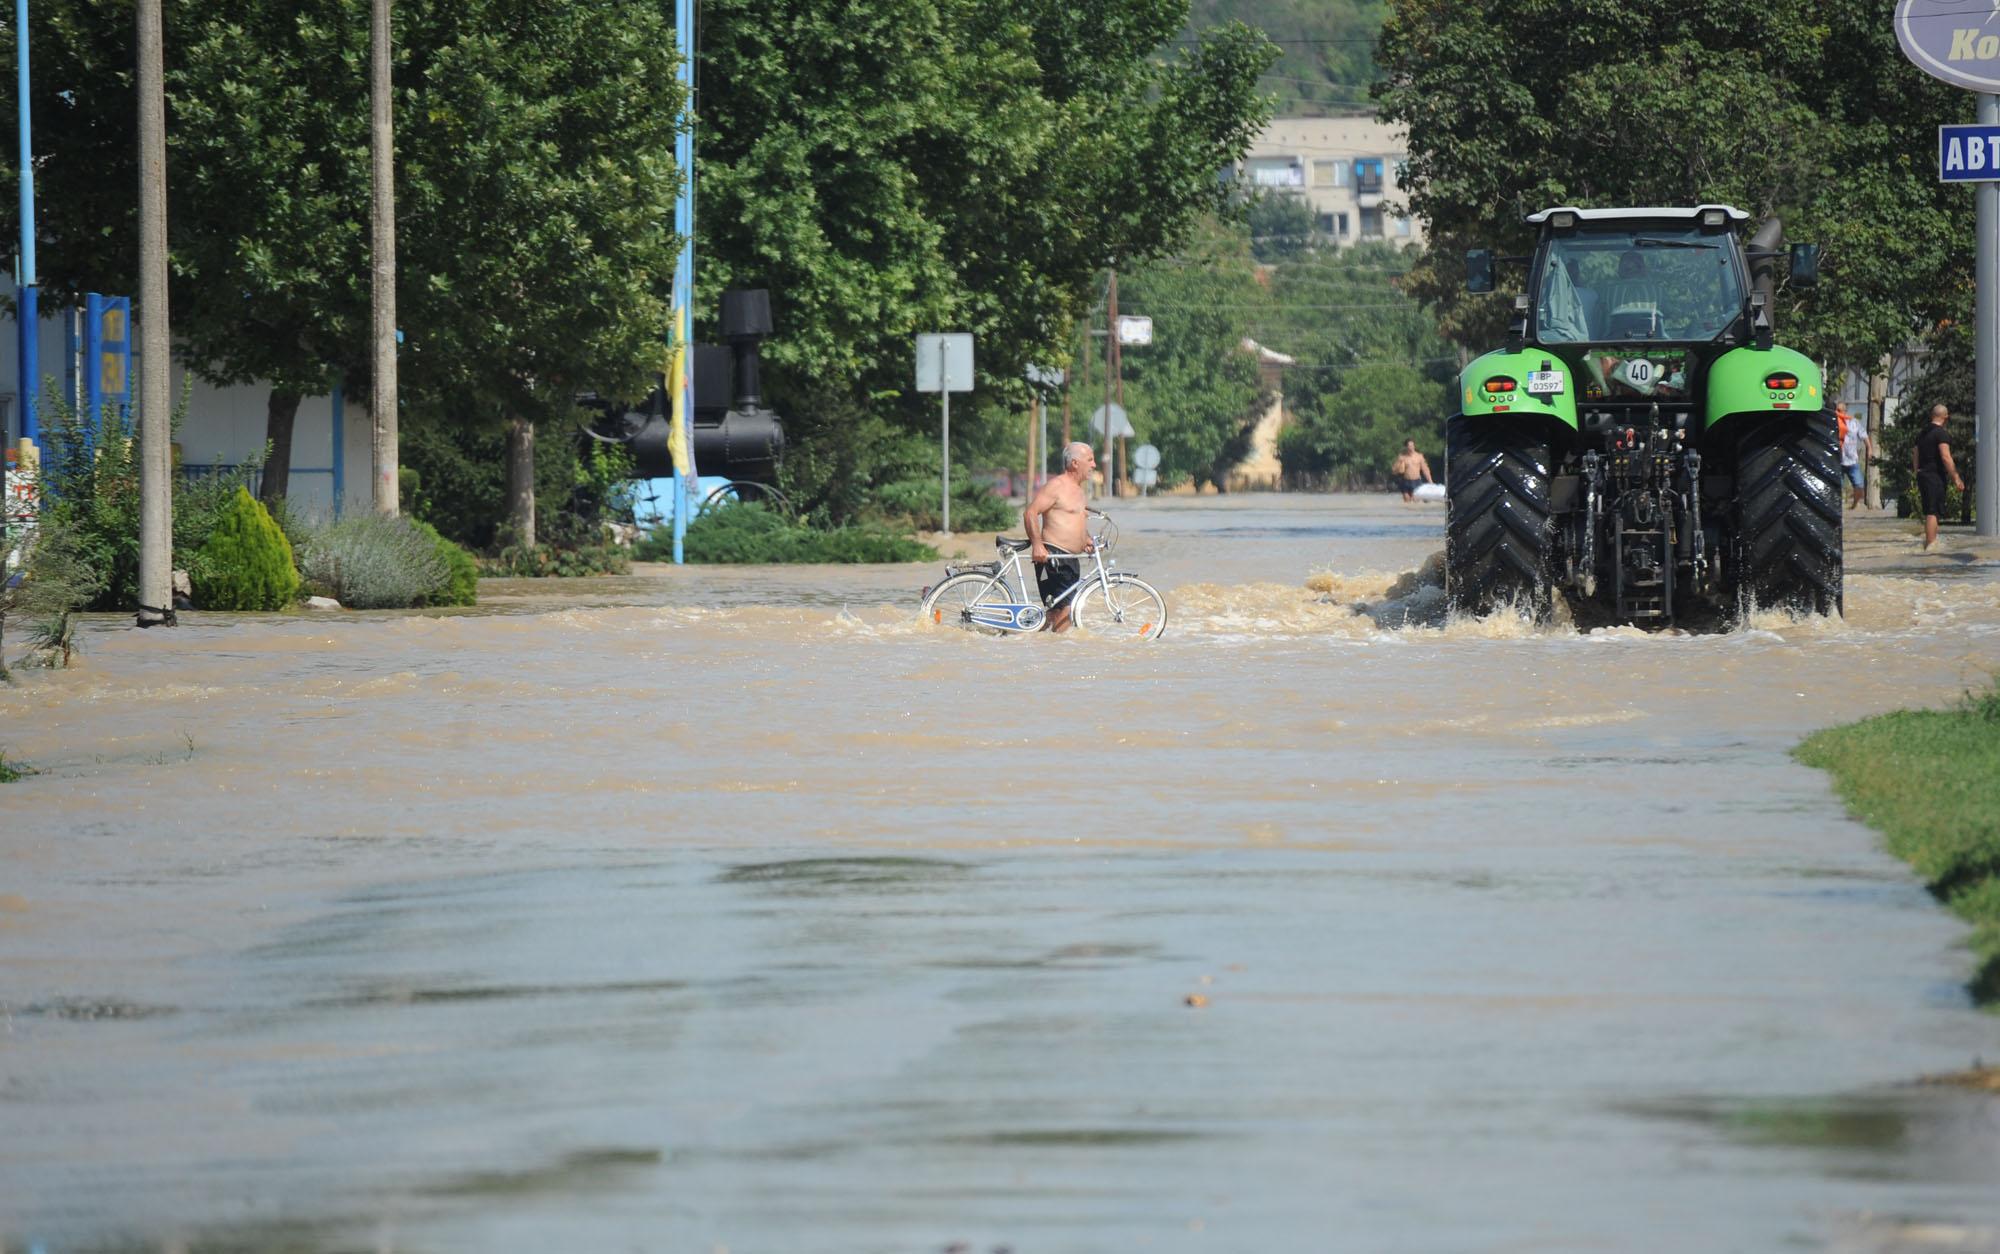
(1070, 573, 1167, 639)
(921, 571, 1017, 634)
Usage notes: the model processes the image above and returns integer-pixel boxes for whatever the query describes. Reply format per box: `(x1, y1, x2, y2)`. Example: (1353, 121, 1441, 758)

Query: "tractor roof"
(1525, 204, 1749, 226)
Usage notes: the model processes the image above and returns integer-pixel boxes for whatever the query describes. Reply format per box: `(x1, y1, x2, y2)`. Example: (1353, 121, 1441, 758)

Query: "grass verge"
(1794, 679, 2000, 1005)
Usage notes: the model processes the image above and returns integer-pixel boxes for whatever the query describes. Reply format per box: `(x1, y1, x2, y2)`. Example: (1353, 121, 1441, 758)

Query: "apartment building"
(1238, 116, 1424, 248)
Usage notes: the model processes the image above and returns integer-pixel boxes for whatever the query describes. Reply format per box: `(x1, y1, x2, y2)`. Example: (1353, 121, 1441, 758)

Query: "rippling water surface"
(4, 495, 2000, 1252)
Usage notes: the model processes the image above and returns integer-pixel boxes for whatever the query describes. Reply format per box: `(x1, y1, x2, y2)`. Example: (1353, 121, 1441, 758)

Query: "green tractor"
(1449, 205, 1840, 627)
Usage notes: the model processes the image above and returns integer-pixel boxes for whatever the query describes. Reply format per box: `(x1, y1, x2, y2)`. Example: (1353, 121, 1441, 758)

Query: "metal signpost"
(1900, 1, 2000, 535)
(916, 333, 974, 533)
(1026, 365, 1064, 492)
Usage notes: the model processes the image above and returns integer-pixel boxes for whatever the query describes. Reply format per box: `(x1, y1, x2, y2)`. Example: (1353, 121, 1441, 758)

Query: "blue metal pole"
(15, 0, 36, 445)
(672, 0, 693, 565)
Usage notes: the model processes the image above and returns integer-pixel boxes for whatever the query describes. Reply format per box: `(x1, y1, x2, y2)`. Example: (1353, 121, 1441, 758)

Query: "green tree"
(1374, 0, 1973, 365)
(1244, 190, 1315, 263)
(10, 0, 680, 544)
(697, 0, 1277, 517)
(1257, 241, 1452, 483)
(1114, 222, 1272, 486)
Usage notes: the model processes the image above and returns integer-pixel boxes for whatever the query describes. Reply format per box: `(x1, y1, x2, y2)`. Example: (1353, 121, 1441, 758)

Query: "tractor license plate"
(1526, 370, 1564, 395)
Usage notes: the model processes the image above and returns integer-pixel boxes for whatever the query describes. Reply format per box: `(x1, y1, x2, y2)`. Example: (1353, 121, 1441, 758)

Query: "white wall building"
(3, 281, 370, 521)
(1239, 116, 1424, 248)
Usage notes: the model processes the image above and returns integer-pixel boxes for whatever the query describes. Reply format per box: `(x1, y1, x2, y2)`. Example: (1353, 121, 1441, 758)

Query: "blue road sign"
(83, 293, 131, 430)
(1939, 125, 2000, 183)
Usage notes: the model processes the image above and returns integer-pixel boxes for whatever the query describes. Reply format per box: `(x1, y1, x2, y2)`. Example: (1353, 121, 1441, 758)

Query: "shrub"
(479, 537, 631, 578)
(637, 502, 936, 563)
(412, 520, 479, 606)
(192, 487, 300, 610)
(33, 388, 270, 611)
(298, 514, 450, 608)
(3, 519, 106, 670)
(869, 472, 1015, 533)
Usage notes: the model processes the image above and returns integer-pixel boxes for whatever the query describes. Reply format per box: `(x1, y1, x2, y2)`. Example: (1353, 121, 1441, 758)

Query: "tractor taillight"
(1483, 378, 1516, 394)
(1764, 373, 1799, 390)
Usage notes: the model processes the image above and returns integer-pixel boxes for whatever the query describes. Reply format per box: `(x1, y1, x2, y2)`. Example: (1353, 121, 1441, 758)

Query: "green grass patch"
(637, 503, 938, 564)
(1795, 679, 2000, 1004)
(0, 751, 33, 782)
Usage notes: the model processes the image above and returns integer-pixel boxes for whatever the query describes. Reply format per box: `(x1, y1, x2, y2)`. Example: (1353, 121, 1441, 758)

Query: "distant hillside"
(1185, 0, 1386, 118)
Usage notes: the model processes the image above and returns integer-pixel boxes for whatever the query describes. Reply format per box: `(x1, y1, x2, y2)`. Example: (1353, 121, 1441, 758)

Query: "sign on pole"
(1900, 0, 2000, 536)
(916, 333, 974, 533)
(1088, 402, 1133, 439)
(84, 293, 132, 434)
(1939, 125, 2000, 181)
(1897, 4, 2000, 94)
(1115, 316, 1153, 346)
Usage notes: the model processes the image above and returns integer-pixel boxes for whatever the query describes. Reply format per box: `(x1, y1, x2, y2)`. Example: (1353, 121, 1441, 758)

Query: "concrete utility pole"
(135, 0, 173, 627)
(369, 0, 399, 517)
(1103, 268, 1116, 498)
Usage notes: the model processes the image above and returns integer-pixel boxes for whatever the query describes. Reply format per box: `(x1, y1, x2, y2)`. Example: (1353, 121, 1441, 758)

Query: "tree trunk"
(135, 0, 174, 627)
(505, 415, 536, 549)
(369, 0, 400, 516)
(259, 388, 303, 506)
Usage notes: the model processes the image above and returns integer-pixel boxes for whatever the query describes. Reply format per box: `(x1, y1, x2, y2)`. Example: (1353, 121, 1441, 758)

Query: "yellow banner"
(666, 306, 692, 478)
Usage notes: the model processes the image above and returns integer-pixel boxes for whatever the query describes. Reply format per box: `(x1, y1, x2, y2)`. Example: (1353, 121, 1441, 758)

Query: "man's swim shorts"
(1036, 543, 1081, 608)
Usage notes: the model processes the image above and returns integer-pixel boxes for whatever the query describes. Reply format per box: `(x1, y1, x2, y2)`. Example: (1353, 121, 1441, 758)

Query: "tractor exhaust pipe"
(1747, 216, 1784, 306)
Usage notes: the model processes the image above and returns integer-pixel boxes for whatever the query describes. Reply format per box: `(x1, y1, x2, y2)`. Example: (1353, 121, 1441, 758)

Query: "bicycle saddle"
(996, 537, 1032, 552)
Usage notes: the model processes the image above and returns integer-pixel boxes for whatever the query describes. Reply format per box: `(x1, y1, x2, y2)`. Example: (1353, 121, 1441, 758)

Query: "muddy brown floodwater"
(3, 495, 2000, 1253)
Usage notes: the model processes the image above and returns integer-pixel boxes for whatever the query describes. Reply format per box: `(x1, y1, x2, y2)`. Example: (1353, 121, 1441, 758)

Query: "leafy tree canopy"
(8, 0, 681, 422)
(1111, 221, 1272, 487)
(1375, 0, 1976, 365)
(698, 0, 1278, 409)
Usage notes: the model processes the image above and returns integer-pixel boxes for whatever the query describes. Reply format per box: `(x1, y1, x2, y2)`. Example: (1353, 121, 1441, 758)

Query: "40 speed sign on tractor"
(1452, 205, 1838, 628)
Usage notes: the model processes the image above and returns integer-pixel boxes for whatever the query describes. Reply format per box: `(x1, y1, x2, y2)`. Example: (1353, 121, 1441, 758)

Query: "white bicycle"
(919, 511, 1167, 639)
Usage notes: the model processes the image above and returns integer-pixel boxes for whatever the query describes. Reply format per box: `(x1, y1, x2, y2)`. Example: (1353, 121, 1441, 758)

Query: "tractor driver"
(1604, 250, 1664, 337)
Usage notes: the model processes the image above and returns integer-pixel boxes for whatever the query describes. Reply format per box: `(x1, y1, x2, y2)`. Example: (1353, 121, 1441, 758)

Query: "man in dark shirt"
(1913, 404, 1966, 551)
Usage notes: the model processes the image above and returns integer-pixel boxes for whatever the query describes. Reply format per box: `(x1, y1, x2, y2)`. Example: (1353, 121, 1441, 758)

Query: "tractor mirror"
(1466, 249, 1495, 293)
(1789, 243, 1820, 288)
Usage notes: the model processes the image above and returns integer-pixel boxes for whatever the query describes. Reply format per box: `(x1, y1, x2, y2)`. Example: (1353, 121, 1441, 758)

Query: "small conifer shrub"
(192, 487, 301, 610)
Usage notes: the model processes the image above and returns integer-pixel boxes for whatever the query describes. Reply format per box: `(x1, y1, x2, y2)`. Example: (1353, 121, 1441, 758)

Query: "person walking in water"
(1024, 442, 1097, 631)
(1837, 402, 1871, 510)
(1913, 404, 1966, 551)
(1391, 439, 1433, 503)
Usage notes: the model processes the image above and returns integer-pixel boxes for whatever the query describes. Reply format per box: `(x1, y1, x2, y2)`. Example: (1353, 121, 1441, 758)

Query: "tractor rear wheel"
(1733, 409, 1842, 618)
(1446, 416, 1555, 620)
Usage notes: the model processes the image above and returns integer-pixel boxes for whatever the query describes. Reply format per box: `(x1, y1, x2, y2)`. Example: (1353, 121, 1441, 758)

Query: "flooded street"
(4, 493, 2000, 1252)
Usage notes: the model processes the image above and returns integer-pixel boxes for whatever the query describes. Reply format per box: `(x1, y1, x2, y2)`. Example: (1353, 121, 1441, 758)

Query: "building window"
(1315, 213, 1336, 235)
(1394, 215, 1413, 237)
(1311, 159, 1340, 187)
(1355, 158, 1384, 192)
(1359, 207, 1384, 237)
(1336, 212, 1351, 237)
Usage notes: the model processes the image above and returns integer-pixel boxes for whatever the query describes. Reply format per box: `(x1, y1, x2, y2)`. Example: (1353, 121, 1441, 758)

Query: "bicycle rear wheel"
(1070, 573, 1167, 639)
(921, 571, 1018, 634)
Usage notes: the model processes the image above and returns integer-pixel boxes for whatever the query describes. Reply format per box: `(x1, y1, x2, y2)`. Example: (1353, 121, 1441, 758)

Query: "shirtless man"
(1023, 441, 1097, 631)
(1391, 439, 1433, 503)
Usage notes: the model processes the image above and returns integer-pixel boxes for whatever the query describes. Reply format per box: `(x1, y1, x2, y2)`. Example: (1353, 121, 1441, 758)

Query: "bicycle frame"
(941, 544, 1113, 633)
